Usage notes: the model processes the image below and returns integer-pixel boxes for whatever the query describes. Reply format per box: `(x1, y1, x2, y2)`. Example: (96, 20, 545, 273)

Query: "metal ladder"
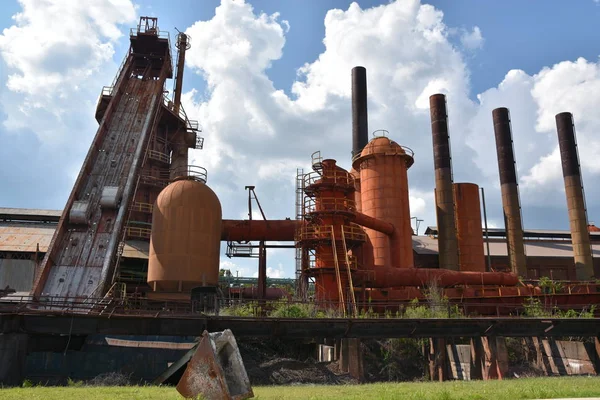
(330, 226, 346, 317)
(341, 228, 358, 317)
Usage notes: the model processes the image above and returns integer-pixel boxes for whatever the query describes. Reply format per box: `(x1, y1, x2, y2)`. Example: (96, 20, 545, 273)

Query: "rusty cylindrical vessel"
(430, 94, 459, 271)
(353, 136, 414, 269)
(453, 183, 485, 272)
(352, 66, 369, 159)
(148, 178, 222, 293)
(492, 107, 527, 277)
(555, 112, 594, 281)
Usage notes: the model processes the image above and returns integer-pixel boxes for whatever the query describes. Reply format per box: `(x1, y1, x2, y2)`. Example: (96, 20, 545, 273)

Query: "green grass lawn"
(2, 377, 600, 400)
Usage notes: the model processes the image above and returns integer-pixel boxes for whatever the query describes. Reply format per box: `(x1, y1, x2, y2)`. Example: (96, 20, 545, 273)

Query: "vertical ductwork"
(429, 94, 459, 271)
(555, 112, 594, 281)
(352, 66, 369, 159)
(492, 108, 527, 278)
(173, 32, 189, 114)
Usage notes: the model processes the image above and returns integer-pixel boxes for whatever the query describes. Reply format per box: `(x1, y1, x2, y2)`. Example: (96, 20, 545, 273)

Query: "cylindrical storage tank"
(148, 178, 222, 292)
(555, 112, 594, 281)
(453, 183, 485, 272)
(353, 136, 414, 268)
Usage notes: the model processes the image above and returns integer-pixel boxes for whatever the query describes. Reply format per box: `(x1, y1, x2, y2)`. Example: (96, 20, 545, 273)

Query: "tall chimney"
(492, 108, 527, 277)
(352, 66, 369, 158)
(429, 94, 459, 271)
(555, 112, 594, 280)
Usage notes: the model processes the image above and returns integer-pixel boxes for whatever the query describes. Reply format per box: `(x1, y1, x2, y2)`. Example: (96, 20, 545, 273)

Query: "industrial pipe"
(355, 267, 519, 288)
(429, 94, 459, 271)
(228, 287, 291, 300)
(221, 219, 300, 242)
(555, 112, 595, 280)
(173, 32, 188, 114)
(352, 66, 369, 159)
(352, 211, 395, 236)
(492, 108, 527, 277)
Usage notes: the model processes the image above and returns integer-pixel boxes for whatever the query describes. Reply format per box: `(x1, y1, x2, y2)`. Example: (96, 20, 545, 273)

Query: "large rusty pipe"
(556, 112, 594, 280)
(352, 211, 395, 236)
(430, 94, 459, 271)
(492, 108, 527, 277)
(221, 219, 300, 242)
(355, 267, 519, 288)
(352, 66, 369, 158)
(173, 33, 188, 114)
(229, 287, 291, 300)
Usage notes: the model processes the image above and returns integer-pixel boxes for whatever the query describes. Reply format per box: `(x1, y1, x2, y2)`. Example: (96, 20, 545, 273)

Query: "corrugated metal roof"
(413, 235, 600, 257)
(0, 224, 148, 259)
(0, 225, 54, 252)
(0, 208, 62, 217)
(424, 225, 600, 240)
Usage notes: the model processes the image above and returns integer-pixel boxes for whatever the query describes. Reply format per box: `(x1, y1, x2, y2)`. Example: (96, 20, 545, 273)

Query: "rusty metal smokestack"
(555, 112, 594, 280)
(173, 32, 189, 115)
(429, 94, 459, 271)
(352, 66, 368, 158)
(492, 108, 527, 277)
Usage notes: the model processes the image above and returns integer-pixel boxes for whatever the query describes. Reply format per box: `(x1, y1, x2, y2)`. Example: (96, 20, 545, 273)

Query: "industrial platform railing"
(296, 224, 366, 243)
(147, 149, 170, 163)
(303, 197, 356, 215)
(1, 294, 599, 319)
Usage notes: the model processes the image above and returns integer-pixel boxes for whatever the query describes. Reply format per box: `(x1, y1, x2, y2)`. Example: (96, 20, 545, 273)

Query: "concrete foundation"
(528, 338, 598, 376)
(446, 344, 471, 380)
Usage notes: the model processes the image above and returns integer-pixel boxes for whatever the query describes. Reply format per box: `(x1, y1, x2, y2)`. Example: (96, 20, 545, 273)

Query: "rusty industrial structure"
(0, 16, 600, 388)
(493, 107, 527, 277)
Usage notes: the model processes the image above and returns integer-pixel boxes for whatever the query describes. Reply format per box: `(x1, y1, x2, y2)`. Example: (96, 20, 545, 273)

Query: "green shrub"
(221, 302, 262, 317)
(268, 298, 327, 318)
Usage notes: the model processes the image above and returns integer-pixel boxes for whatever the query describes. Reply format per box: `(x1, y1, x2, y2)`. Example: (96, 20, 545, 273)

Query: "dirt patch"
(238, 338, 356, 385)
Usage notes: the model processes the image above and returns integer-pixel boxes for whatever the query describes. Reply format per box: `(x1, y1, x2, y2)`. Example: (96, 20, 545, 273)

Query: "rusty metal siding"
(0, 259, 36, 292)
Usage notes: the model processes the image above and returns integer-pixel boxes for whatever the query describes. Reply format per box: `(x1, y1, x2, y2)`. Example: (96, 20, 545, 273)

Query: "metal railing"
(130, 202, 153, 214)
(161, 95, 200, 134)
(304, 197, 356, 215)
(147, 149, 169, 163)
(303, 169, 355, 189)
(305, 254, 358, 271)
(139, 165, 207, 186)
(195, 136, 204, 150)
(171, 165, 207, 183)
(125, 226, 151, 240)
(296, 224, 366, 243)
(1, 294, 599, 319)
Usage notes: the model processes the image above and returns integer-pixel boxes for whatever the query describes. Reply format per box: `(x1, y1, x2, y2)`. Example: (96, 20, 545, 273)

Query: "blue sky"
(2, 0, 600, 278)
(134, 0, 600, 100)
